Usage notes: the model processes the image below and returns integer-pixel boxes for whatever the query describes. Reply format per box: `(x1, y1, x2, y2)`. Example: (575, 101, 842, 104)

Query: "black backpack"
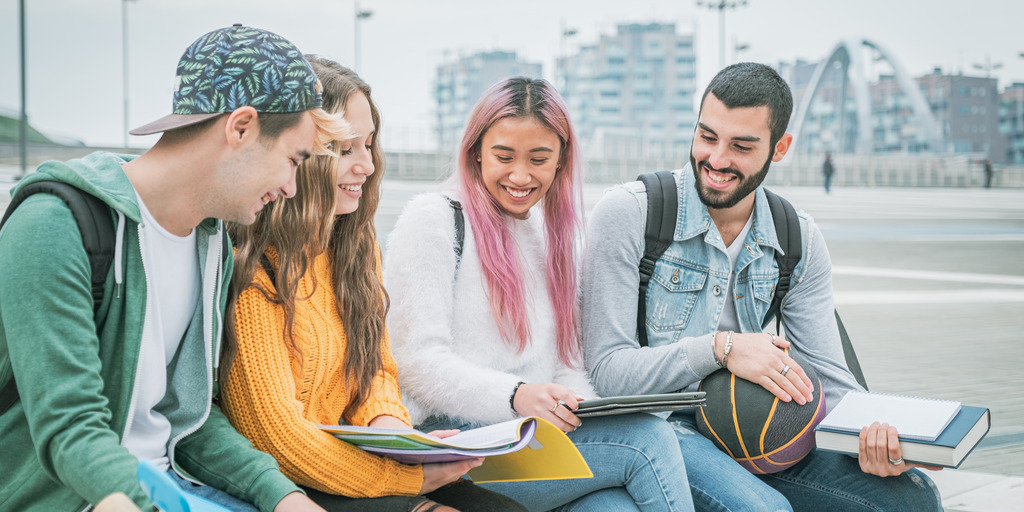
(636, 170, 868, 389)
(0, 181, 114, 414)
(0, 180, 229, 415)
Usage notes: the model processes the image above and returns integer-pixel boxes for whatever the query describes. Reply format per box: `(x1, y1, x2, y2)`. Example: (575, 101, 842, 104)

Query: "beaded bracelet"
(721, 331, 735, 369)
(509, 381, 526, 412)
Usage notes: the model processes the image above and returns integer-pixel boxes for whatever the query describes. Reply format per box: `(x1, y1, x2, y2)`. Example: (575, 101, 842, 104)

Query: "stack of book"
(814, 391, 990, 468)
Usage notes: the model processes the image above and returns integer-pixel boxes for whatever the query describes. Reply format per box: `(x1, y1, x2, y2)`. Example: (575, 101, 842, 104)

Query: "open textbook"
(320, 416, 592, 483)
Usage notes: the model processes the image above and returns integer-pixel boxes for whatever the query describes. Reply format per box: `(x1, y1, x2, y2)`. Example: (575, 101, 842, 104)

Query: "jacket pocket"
(645, 260, 706, 332)
(739, 274, 777, 327)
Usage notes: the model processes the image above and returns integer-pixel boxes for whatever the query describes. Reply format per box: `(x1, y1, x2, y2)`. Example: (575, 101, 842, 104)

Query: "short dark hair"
(257, 111, 307, 141)
(699, 62, 793, 146)
(159, 110, 306, 144)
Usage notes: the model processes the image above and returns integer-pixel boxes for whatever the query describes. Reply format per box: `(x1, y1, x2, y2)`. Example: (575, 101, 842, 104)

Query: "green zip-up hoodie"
(0, 152, 300, 511)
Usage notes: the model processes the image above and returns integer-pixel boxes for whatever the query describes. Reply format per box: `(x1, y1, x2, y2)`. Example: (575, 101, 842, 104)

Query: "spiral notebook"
(817, 391, 961, 442)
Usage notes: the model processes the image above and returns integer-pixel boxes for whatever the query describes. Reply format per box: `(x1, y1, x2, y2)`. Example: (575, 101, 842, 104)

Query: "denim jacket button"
(671, 275, 680, 284)
(713, 285, 722, 296)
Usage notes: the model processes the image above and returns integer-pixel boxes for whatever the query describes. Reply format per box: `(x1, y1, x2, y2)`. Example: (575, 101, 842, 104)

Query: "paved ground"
(3, 165, 1023, 510)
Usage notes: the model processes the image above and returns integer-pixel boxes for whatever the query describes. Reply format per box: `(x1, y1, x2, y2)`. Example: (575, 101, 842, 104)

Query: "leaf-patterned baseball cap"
(130, 24, 323, 135)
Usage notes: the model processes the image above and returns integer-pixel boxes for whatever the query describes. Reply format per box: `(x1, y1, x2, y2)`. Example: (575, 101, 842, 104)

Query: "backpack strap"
(636, 171, 678, 348)
(0, 180, 115, 416)
(3, 181, 114, 312)
(835, 310, 868, 390)
(443, 195, 465, 269)
(761, 189, 868, 389)
(761, 188, 802, 333)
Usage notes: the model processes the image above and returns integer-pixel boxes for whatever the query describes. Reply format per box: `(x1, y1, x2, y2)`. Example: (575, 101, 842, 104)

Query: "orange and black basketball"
(695, 347, 825, 474)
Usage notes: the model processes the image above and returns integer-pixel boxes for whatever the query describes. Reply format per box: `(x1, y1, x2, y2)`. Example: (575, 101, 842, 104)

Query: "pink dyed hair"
(456, 77, 585, 367)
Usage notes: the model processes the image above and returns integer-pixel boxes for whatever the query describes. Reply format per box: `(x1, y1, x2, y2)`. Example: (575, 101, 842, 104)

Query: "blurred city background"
(3, 0, 1024, 188)
(2, 2, 1024, 509)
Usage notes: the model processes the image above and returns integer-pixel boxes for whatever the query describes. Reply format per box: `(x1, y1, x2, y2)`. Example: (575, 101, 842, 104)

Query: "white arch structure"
(790, 38, 943, 154)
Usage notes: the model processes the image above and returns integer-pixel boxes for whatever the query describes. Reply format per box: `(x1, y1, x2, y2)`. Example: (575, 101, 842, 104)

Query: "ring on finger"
(780, 364, 791, 376)
(551, 403, 559, 413)
(888, 456, 904, 466)
(768, 333, 777, 346)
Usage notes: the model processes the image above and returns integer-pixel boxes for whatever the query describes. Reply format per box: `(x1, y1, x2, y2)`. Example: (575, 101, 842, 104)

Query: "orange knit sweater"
(221, 248, 422, 497)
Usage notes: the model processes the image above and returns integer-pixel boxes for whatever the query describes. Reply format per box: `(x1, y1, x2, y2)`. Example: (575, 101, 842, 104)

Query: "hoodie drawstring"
(114, 211, 125, 298)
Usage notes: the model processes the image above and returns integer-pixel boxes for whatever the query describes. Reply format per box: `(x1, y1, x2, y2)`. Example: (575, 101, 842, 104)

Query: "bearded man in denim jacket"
(581, 62, 942, 512)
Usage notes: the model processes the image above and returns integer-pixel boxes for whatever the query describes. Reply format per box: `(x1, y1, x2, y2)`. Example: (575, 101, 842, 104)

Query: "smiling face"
(478, 116, 561, 219)
(689, 93, 791, 210)
(334, 92, 376, 215)
(216, 110, 316, 225)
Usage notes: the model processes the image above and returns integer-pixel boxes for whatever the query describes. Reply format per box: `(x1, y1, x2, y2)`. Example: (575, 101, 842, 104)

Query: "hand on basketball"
(512, 382, 582, 433)
(720, 333, 814, 405)
(858, 422, 943, 477)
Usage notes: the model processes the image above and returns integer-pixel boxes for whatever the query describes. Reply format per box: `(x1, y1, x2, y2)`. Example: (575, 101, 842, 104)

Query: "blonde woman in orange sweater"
(220, 56, 526, 512)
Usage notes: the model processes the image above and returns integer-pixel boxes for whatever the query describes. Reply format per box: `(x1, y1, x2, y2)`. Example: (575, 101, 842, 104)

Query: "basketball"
(695, 347, 825, 474)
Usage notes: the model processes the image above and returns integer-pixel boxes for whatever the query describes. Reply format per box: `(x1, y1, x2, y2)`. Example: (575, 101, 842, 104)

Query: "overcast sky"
(1, 0, 1022, 149)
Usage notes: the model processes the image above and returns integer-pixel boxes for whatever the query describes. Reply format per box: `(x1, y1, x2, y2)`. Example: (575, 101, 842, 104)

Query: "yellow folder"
(467, 417, 593, 483)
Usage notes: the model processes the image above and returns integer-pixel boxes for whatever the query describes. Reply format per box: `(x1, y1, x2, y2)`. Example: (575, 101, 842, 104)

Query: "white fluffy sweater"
(383, 192, 596, 427)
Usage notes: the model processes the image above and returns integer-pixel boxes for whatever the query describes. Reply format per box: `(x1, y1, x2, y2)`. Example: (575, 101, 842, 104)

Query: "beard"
(690, 153, 773, 209)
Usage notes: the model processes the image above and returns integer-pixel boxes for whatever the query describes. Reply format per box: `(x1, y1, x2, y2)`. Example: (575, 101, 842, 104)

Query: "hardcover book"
(815, 404, 991, 468)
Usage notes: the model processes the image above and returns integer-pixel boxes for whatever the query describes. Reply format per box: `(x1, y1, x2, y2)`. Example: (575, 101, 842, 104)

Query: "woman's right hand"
(512, 382, 583, 433)
(419, 458, 483, 494)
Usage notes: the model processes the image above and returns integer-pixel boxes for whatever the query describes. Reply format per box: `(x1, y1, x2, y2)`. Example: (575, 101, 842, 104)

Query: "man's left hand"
(858, 422, 943, 477)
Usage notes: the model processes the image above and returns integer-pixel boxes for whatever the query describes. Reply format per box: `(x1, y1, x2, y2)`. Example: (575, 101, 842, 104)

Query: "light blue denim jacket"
(582, 167, 862, 411)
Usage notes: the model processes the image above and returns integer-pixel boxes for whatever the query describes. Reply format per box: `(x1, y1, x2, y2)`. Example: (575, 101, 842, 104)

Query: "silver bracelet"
(721, 331, 735, 369)
(713, 332, 724, 368)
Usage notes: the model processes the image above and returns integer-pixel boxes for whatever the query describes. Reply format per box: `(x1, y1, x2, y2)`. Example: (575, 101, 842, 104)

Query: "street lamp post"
(559, 20, 577, 91)
(18, 0, 27, 178)
(971, 55, 1002, 78)
(122, 0, 136, 149)
(733, 38, 749, 64)
(354, 1, 373, 73)
(696, 0, 748, 70)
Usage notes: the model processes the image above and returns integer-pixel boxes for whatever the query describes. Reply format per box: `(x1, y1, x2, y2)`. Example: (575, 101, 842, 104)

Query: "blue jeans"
(167, 470, 260, 512)
(667, 411, 943, 512)
(419, 413, 694, 512)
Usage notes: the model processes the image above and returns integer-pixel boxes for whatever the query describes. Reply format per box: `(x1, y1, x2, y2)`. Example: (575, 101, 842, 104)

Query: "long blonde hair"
(223, 56, 388, 408)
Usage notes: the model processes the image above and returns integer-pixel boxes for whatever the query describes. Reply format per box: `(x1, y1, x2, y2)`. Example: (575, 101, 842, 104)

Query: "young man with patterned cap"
(0, 25, 347, 511)
(582, 62, 942, 511)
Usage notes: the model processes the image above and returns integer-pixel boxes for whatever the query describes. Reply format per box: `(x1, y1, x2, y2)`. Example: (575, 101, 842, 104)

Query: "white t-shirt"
(121, 191, 200, 470)
(717, 212, 755, 332)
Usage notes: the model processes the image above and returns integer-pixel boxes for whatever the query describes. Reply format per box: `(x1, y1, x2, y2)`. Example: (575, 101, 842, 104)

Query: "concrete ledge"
(926, 469, 1024, 512)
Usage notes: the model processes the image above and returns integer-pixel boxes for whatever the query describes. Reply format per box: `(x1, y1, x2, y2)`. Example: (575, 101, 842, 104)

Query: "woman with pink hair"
(383, 77, 693, 511)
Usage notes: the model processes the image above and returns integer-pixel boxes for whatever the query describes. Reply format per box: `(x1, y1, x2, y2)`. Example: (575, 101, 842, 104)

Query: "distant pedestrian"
(822, 151, 835, 193)
(984, 158, 993, 188)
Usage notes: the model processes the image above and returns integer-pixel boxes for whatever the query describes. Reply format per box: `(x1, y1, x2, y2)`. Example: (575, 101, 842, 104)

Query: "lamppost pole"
(971, 55, 1002, 78)
(354, 1, 373, 73)
(121, 0, 134, 149)
(696, 1, 748, 70)
(559, 20, 577, 91)
(733, 37, 749, 64)
(18, 0, 27, 178)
